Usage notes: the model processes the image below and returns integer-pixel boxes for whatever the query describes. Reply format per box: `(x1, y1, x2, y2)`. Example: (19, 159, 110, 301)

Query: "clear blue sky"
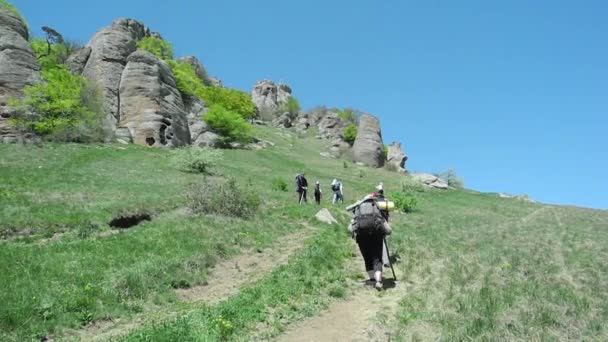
(13, 0, 608, 209)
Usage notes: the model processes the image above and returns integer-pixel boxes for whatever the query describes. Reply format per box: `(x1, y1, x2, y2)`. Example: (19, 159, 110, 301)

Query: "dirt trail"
(67, 227, 315, 342)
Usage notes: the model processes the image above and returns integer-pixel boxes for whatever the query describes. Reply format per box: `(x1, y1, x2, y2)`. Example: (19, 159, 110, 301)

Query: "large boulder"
(386, 142, 408, 172)
(251, 80, 292, 120)
(183, 95, 209, 143)
(0, 7, 41, 143)
(117, 51, 190, 147)
(410, 173, 448, 189)
(317, 112, 347, 140)
(82, 18, 148, 130)
(273, 112, 293, 128)
(179, 56, 212, 86)
(352, 114, 385, 168)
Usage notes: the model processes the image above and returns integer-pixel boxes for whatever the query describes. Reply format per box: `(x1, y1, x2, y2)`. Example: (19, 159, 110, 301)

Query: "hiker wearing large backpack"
(347, 195, 392, 290)
(331, 179, 344, 204)
(295, 173, 308, 204)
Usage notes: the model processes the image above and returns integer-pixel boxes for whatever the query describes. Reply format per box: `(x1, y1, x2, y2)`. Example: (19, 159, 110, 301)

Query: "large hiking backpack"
(295, 174, 304, 191)
(353, 199, 384, 235)
(331, 182, 341, 192)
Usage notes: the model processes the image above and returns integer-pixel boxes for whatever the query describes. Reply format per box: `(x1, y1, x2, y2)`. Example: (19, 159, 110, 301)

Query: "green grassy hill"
(1, 126, 607, 341)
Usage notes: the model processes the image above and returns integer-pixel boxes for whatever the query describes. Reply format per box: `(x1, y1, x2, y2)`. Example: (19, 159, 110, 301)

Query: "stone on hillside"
(352, 114, 385, 168)
(273, 112, 293, 128)
(117, 50, 190, 147)
(194, 131, 221, 147)
(251, 80, 292, 120)
(65, 47, 91, 75)
(315, 208, 338, 225)
(209, 76, 222, 87)
(82, 18, 148, 130)
(387, 142, 408, 172)
(410, 173, 448, 189)
(179, 56, 212, 86)
(0, 7, 42, 143)
(318, 112, 347, 140)
(328, 139, 350, 158)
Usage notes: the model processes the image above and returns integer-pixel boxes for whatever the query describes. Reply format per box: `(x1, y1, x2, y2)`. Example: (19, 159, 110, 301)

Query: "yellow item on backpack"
(377, 200, 395, 211)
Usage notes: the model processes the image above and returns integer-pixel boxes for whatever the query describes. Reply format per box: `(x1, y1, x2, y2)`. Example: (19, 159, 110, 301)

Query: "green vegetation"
(391, 192, 418, 212)
(204, 105, 253, 143)
(136, 36, 174, 60)
(2, 117, 608, 342)
(439, 168, 465, 188)
(271, 177, 288, 192)
(279, 96, 301, 116)
(186, 178, 261, 219)
(9, 66, 106, 142)
(336, 108, 360, 123)
(169, 146, 223, 174)
(343, 123, 357, 145)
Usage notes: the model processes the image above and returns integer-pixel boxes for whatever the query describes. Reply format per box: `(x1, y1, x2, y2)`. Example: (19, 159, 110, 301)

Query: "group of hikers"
(295, 173, 344, 205)
(295, 173, 395, 290)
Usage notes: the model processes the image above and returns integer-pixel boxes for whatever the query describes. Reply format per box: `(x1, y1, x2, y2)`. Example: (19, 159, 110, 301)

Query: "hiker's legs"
(297, 190, 304, 204)
(332, 192, 338, 205)
(302, 189, 307, 203)
(357, 235, 384, 282)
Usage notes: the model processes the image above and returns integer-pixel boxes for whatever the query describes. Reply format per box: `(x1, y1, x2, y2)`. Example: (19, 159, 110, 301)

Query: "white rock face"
(315, 208, 338, 225)
(251, 80, 292, 120)
(410, 173, 448, 189)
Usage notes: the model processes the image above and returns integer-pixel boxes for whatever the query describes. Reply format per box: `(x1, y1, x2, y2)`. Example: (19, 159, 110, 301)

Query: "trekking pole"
(383, 236, 397, 281)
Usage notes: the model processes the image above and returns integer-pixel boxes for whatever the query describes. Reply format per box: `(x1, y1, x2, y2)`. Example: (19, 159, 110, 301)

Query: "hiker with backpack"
(347, 194, 393, 290)
(314, 181, 322, 205)
(295, 173, 308, 204)
(331, 179, 344, 204)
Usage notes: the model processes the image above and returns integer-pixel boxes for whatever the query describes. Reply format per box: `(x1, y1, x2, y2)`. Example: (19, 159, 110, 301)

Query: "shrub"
(392, 192, 418, 213)
(271, 177, 288, 192)
(187, 178, 261, 219)
(439, 169, 465, 189)
(137, 36, 174, 60)
(336, 108, 360, 123)
(343, 124, 357, 145)
(279, 97, 301, 117)
(168, 60, 256, 120)
(170, 147, 223, 174)
(203, 105, 252, 143)
(31, 38, 82, 70)
(9, 66, 107, 142)
(382, 145, 389, 160)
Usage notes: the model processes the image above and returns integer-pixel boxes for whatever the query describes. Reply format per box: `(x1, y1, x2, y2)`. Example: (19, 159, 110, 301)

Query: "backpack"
(295, 174, 305, 191)
(353, 199, 384, 235)
(331, 182, 341, 192)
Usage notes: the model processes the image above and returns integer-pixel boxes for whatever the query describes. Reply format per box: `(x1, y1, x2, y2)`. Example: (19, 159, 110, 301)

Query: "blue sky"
(13, 0, 608, 209)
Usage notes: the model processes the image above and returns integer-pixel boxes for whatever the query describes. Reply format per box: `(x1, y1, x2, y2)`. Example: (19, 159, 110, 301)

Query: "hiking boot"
(375, 281, 383, 290)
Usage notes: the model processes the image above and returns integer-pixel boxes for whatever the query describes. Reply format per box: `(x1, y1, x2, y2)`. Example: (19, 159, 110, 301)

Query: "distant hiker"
(295, 173, 308, 204)
(347, 195, 393, 290)
(331, 179, 344, 205)
(314, 181, 322, 205)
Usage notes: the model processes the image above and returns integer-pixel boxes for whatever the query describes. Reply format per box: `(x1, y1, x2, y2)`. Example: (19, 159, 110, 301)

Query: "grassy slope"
(1, 126, 607, 341)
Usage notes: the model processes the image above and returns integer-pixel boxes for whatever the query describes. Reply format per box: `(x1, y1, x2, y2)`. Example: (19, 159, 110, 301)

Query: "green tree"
(137, 37, 174, 60)
(203, 105, 253, 143)
(279, 97, 301, 117)
(343, 123, 357, 145)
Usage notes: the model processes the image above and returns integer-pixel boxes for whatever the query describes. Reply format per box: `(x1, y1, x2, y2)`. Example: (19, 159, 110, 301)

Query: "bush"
(9, 66, 107, 142)
(168, 60, 256, 120)
(343, 124, 357, 145)
(271, 177, 288, 192)
(392, 192, 418, 213)
(170, 147, 223, 174)
(187, 178, 261, 219)
(31, 38, 82, 70)
(383, 145, 389, 160)
(204, 105, 252, 143)
(336, 108, 360, 123)
(137, 37, 174, 60)
(279, 97, 301, 117)
(439, 169, 465, 189)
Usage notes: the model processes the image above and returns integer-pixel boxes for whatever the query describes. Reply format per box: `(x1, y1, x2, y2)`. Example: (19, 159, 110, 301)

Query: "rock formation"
(0, 7, 41, 143)
(117, 51, 190, 147)
(410, 173, 448, 189)
(317, 112, 347, 140)
(251, 80, 292, 120)
(386, 142, 408, 172)
(81, 18, 149, 130)
(352, 114, 385, 168)
(65, 47, 91, 75)
(179, 56, 212, 86)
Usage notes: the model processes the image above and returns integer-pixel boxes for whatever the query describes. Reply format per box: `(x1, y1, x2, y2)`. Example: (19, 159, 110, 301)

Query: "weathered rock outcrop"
(251, 80, 292, 120)
(179, 56, 212, 86)
(65, 47, 91, 75)
(352, 114, 385, 167)
(117, 51, 190, 147)
(411, 173, 448, 189)
(0, 7, 41, 143)
(386, 142, 408, 172)
(273, 112, 293, 128)
(317, 112, 347, 140)
(82, 18, 148, 130)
